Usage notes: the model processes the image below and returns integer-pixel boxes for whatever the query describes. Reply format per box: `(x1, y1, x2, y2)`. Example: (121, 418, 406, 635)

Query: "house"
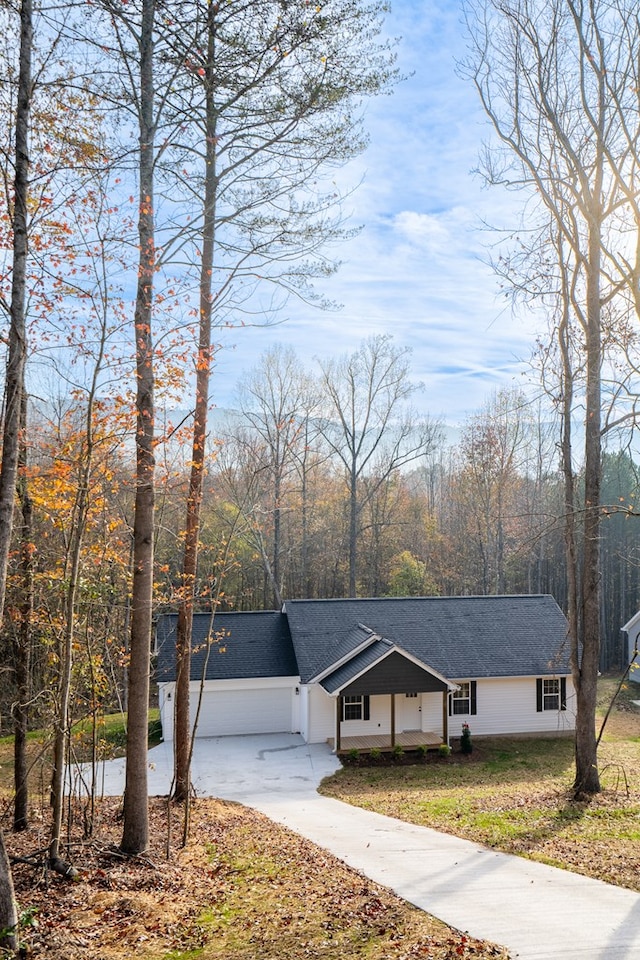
(620, 611, 640, 681)
(155, 595, 574, 751)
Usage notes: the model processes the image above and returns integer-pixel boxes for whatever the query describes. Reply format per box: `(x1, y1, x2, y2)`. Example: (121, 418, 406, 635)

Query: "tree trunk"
(273, 467, 282, 607)
(13, 393, 32, 832)
(348, 457, 358, 597)
(174, 5, 216, 804)
(121, 0, 155, 856)
(0, 0, 30, 624)
(574, 223, 602, 797)
(0, 0, 33, 945)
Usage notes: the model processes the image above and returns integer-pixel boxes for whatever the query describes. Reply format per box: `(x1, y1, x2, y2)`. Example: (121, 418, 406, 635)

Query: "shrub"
(347, 748, 360, 763)
(460, 723, 473, 755)
(392, 744, 404, 761)
(416, 744, 429, 759)
(369, 747, 382, 762)
(438, 743, 451, 758)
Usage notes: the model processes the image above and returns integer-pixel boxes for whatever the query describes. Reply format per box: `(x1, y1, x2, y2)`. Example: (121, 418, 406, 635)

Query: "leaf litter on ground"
(8, 797, 509, 960)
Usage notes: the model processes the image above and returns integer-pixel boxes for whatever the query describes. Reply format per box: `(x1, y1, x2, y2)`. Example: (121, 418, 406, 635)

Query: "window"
(451, 682, 470, 715)
(543, 679, 560, 710)
(341, 695, 370, 721)
(536, 677, 567, 712)
(449, 680, 477, 716)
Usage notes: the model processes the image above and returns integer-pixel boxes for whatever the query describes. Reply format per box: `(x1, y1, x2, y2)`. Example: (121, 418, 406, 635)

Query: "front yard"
(319, 676, 640, 891)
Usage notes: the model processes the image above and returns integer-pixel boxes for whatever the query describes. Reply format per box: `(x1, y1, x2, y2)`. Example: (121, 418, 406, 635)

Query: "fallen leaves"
(8, 798, 510, 960)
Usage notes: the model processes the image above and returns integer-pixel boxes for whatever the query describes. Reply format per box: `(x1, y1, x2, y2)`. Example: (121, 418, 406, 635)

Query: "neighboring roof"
(285, 595, 570, 683)
(155, 611, 298, 682)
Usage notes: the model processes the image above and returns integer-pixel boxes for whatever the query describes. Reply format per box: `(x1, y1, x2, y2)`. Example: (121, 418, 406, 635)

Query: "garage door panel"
(196, 687, 293, 737)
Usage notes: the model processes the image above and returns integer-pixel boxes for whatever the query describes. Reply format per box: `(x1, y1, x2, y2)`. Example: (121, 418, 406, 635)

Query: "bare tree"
(0, 0, 32, 948)
(94, 0, 158, 855)
(13, 393, 32, 834)
(164, 0, 397, 801)
(464, 0, 640, 795)
(318, 335, 441, 597)
(457, 388, 531, 595)
(234, 346, 321, 604)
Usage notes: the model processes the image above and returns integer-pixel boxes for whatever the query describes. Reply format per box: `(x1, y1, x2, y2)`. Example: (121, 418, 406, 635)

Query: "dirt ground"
(7, 797, 509, 960)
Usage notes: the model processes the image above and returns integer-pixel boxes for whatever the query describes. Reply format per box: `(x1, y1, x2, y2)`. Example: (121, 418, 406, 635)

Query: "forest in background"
(4, 358, 636, 744)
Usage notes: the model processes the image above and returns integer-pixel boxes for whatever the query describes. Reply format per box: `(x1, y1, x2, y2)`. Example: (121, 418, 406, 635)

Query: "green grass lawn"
(0, 709, 161, 794)
(319, 677, 640, 891)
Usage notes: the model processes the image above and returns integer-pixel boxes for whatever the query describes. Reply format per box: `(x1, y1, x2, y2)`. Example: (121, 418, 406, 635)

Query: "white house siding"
(336, 694, 388, 739)
(304, 691, 447, 743)
(298, 684, 310, 742)
(158, 677, 298, 740)
(158, 682, 174, 740)
(421, 693, 445, 733)
(304, 684, 334, 743)
(158, 673, 576, 744)
(447, 676, 576, 738)
(622, 612, 640, 680)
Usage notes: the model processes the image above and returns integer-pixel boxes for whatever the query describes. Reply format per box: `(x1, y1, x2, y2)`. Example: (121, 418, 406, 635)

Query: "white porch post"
(442, 690, 449, 746)
(390, 693, 396, 747)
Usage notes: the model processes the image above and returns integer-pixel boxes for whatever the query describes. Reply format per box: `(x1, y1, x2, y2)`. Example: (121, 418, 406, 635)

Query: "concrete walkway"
(84, 735, 640, 960)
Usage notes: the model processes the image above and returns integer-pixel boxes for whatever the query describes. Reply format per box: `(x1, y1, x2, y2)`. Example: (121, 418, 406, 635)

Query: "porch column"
(442, 691, 449, 746)
(390, 693, 396, 747)
(335, 696, 341, 752)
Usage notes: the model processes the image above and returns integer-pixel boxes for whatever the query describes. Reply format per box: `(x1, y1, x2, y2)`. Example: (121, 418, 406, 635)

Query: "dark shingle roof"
(284, 595, 570, 683)
(155, 596, 570, 686)
(155, 611, 297, 682)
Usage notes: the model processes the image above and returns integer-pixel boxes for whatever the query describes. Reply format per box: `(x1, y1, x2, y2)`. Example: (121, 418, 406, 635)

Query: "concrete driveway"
(83, 733, 340, 800)
(87, 735, 640, 960)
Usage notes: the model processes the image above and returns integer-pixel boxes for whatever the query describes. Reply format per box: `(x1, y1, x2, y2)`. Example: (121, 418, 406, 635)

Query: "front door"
(400, 693, 421, 731)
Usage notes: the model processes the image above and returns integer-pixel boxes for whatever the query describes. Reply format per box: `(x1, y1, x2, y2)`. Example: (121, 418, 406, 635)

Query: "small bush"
(347, 748, 360, 763)
(416, 744, 429, 759)
(148, 718, 163, 747)
(461, 723, 473, 755)
(369, 747, 382, 762)
(392, 744, 404, 761)
(438, 743, 451, 758)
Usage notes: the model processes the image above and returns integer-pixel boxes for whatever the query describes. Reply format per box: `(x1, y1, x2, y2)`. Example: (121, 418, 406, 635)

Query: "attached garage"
(158, 678, 298, 740)
(196, 681, 296, 737)
(155, 611, 299, 741)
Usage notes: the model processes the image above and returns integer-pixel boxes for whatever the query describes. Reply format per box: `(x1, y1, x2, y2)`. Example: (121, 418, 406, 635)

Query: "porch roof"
(320, 640, 456, 696)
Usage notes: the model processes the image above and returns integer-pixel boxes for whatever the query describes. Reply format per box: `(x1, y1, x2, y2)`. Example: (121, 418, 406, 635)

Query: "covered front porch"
(320, 641, 458, 754)
(329, 729, 443, 754)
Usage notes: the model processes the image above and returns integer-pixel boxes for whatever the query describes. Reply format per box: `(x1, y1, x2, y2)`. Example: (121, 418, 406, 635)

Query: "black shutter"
(560, 677, 567, 711)
(470, 680, 477, 716)
(363, 695, 370, 721)
(536, 678, 543, 712)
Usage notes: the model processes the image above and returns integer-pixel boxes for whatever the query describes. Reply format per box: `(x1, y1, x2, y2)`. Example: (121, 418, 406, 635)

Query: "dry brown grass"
(8, 798, 509, 960)
(320, 676, 640, 892)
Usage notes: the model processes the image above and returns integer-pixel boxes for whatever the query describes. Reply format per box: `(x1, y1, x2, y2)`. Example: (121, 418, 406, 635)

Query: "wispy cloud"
(214, 0, 544, 430)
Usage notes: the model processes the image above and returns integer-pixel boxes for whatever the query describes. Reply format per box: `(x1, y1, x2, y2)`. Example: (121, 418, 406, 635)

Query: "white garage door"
(196, 686, 293, 737)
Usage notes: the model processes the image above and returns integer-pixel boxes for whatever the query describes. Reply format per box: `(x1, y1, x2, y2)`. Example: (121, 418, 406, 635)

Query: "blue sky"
(213, 0, 539, 428)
